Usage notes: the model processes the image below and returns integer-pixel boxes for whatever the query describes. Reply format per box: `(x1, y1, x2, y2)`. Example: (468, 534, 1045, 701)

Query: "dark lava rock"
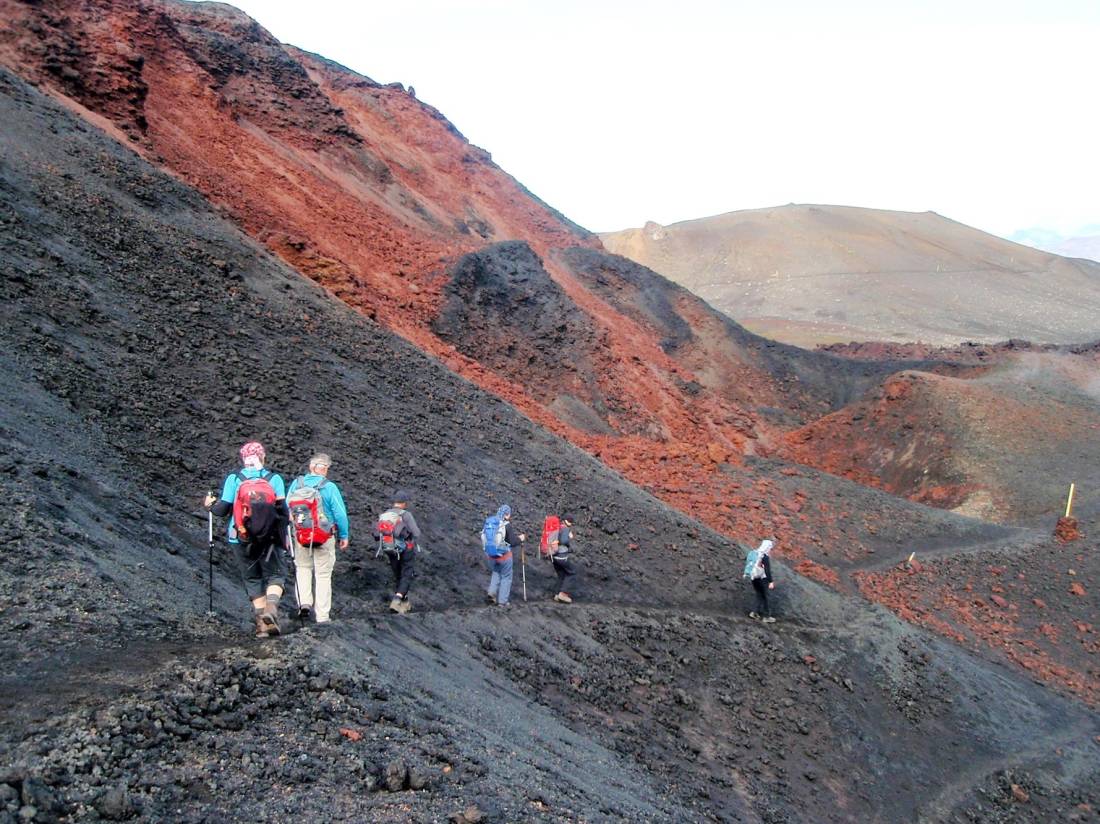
(20, 779, 60, 818)
(95, 784, 134, 820)
(407, 767, 429, 791)
(383, 759, 408, 792)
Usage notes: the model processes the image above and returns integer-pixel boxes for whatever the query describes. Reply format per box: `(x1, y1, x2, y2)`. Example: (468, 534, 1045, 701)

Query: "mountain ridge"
(601, 203, 1100, 347)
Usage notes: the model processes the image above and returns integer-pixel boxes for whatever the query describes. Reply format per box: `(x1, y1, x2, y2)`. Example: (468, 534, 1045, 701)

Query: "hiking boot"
(485, 592, 497, 605)
(260, 614, 281, 636)
(297, 605, 313, 621)
(554, 592, 573, 604)
(254, 614, 267, 638)
(762, 616, 777, 624)
(260, 605, 281, 636)
(748, 611, 760, 620)
(395, 597, 412, 614)
(389, 596, 404, 614)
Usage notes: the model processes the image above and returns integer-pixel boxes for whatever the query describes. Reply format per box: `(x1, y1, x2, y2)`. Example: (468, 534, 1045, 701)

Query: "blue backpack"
(482, 515, 507, 557)
(742, 548, 762, 579)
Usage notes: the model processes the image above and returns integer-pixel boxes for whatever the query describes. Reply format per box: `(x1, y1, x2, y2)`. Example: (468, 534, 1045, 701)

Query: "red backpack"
(539, 515, 560, 560)
(376, 507, 410, 555)
(232, 471, 277, 541)
(287, 477, 333, 546)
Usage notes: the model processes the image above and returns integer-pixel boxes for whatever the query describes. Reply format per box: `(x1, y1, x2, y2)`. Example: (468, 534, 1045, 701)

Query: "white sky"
(201, 0, 1099, 238)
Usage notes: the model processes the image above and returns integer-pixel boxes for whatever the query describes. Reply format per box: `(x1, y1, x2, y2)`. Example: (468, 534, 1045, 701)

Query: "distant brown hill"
(601, 205, 1100, 347)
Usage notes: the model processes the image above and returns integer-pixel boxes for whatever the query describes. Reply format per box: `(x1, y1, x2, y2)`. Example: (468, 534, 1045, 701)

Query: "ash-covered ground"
(1, 68, 1098, 823)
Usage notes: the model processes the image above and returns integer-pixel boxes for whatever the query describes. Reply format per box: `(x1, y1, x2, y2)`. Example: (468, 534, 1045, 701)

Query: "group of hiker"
(478, 505, 577, 607)
(203, 442, 582, 637)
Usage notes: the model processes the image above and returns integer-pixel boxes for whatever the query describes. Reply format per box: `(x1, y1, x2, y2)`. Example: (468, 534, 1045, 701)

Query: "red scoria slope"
(0, 0, 888, 569)
(785, 352, 1100, 525)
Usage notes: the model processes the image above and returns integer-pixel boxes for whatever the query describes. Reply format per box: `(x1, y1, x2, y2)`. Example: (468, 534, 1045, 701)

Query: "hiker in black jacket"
(748, 538, 776, 623)
(374, 490, 421, 614)
(552, 515, 577, 604)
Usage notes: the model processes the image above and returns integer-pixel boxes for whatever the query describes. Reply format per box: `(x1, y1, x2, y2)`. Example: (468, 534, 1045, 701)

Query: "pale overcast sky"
(204, 0, 1098, 239)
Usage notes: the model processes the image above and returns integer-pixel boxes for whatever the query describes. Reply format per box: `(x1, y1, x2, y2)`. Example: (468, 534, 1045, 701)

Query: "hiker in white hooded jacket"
(748, 538, 777, 623)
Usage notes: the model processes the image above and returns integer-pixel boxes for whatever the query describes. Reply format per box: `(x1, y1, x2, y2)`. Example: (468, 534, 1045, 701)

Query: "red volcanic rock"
(1069, 582, 1086, 597)
(990, 594, 1008, 608)
(883, 376, 913, 401)
(1055, 517, 1081, 543)
(338, 727, 362, 742)
(1010, 784, 1029, 804)
(707, 441, 733, 465)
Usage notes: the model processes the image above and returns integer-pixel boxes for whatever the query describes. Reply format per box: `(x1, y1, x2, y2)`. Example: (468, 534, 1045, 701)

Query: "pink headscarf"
(239, 441, 265, 469)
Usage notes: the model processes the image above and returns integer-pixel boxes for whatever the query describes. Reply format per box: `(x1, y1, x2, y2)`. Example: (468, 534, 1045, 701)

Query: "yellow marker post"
(907, 552, 916, 566)
(1065, 483, 1076, 519)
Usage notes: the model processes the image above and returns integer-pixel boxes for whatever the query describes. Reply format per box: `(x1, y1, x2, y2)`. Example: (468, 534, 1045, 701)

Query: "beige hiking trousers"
(293, 535, 337, 622)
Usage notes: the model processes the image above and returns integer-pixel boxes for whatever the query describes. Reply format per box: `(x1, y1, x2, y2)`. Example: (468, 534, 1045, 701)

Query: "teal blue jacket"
(286, 473, 350, 541)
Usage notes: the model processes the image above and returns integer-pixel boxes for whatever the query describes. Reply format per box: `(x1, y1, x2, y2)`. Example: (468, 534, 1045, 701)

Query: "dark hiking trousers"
(552, 556, 576, 594)
(234, 539, 287, 600)
(388, 548, 416, 597)
(752, 578, 771, 617)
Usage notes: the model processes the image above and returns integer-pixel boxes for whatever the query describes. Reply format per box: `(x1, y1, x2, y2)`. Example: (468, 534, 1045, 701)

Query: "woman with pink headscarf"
(204, 441, 288, 637)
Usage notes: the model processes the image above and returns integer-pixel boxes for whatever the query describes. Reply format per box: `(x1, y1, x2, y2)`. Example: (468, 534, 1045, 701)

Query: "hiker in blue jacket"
(483, 505, 524, 607)
(285, 453, 350, 625)
(204, 441, 289, 637)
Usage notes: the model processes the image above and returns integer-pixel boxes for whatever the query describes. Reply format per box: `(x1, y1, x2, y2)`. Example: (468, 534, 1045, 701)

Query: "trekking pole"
(207, 505, 215, 617)
(521, 543, 527, 602)
(289, 525, 304, 631)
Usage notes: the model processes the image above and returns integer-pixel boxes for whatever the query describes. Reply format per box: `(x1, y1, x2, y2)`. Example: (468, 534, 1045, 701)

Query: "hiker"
(286, 453, 350, 624)
(551, 514, 577, 604)
(374, 490, 421, 614)
(482, 505, 525, 606)
(204, 441, 289, 637)
(746, 538, 777, 623)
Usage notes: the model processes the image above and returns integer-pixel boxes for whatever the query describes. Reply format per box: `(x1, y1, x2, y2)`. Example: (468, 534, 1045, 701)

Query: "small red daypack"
(288, 478, 333, 546)
(377, 508, 410, 555)
(232, 471, 276, 541)
(539, 515, 560, 560)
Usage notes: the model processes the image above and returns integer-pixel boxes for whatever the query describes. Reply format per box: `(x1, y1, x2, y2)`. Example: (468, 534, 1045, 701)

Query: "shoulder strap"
(315, 478, 328, 490)
(235, 470, 247, 483)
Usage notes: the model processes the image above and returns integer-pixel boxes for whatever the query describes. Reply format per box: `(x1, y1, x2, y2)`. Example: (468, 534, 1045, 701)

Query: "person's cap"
(309, 452, 332, 468)
(239, 441, 265, 460)
(393, 489, 412, 504)
(561, 513, 574, 524)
